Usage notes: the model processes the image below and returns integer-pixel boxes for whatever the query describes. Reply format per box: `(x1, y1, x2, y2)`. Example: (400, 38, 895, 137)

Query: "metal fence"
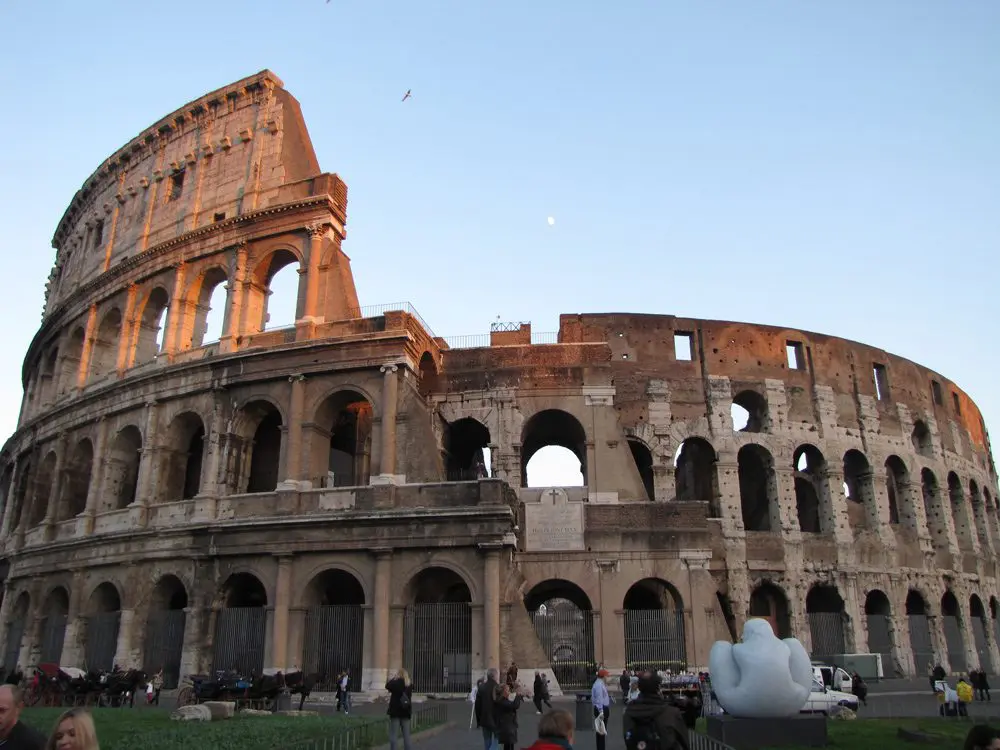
(529, 608, 596, 690)
(276, 704, 448, 750)
(344, 302, 436, 339)
(3, 620, 24, 672)
(808, 612, 846, 662)
(866, 614, 894, 677)
(943, 615, 967, 673)
(85, 612, 120, 672)
(624, 609, 687, 672)
(144, 610, 186, 689)
(212, 607, 266, 676)
(972, 616, 993, 673)
(909, 614, 935, 676)
(403, 603, 472, 693)
(39, 614, 67, 665)
(303, 605, 364, 691)
(688, 730, 737, 750)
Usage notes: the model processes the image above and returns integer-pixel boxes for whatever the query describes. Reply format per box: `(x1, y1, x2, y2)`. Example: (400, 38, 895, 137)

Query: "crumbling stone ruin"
(0, 70, 997, 693)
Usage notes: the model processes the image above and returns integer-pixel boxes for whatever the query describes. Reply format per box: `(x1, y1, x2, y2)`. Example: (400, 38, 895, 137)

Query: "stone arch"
(3, 592, 31, 671)
(731, 389, 769, 433)
(186, 265, 229, 348)
(402, 566, 473, 692)
(444, 417, 491, 481)
(232, 400, 283, 494)
(623, 578, 687, 670)
(313, 389, 374, 488)
(84, 582, 121, 672)
(884, 456, 908, 526)
(247, 247, 302, 332)
(418, 351, 439, 398)
(969, 593, 994, 673)
(38, 347, 59, 406)
(134, 286, 170, 364)
(57, 327, 86, 396)
(104, 425, 142, 511)
(38, 587, 69, 665)
(524, 579, 596, 690)
(864, 589, 894, 675)
(948, 472, 974, 550)
(628, 438, 654, 501)
(160, 411, 206, 502)
(805, 583, 847, 659)
(941, 589, 967, 673)
(737, 443, 778, 532)
(673, 437, 718, 509)
(144, 575, 188, 689)
(58, 438, 93, 521)
(520, 409, 587, 488)
(10, 460, 32, 531)
(748, 581, 791, 639)
(301, 569, 366, 690)
(403, 566, 474, 605)
(793, 444, 827, 534)
(921, 468, 947, 548)
(843, 449, 876, 531)
(213, 572, 268, 676)
(912, 420, 933, 458)
(89, 307, 123, 379)
(29, 451, 57, 527)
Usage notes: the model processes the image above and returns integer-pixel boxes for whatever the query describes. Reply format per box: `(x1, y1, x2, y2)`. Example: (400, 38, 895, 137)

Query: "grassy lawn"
(20, 708, 376, 750)
(757, 718, 981, 749)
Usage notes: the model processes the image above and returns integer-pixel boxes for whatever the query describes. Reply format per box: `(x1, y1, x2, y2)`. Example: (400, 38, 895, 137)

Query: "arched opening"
(144, 575, 188, 689)
(303, 569, 365, 691)
(85, 583, 121, 672)
(104, 426, 142, 511)
(864, 590, 894, 677)
(134, 287, 170, 364)
(443, 418, 491, 481)
(884, 456, 907, 526)
(418, 352, 438, 398)
(521, 410, 587, 488)
(906, 590, 934, 675)
(674, 438, 718, 509)
(921, 468, 947, 549)
(948, 473, 974, 551)
(57, 328, 86, 396)
(748, 582, 791, 639)
(969, 481, 990, 550)
(969, 594, 994, 674)
(39, 588, 69, 665)
(213, 573, 267, 676)
(941, 590, 966, 673)
(628, 439, 654, 501)
(314, 391, 373, 488)
(731, 390, 769, 433)
(89, 308, 122, 380)
(187, 266, 229, 348)
(911, 420, 933, 458)
(990, 489, 1000, 549)
(623, 578, 686, 671)
(238, 401, 282, 494)
(39, 348, 59, 406)
(249, 250, 300, 332)
(805, 584, 846, 661)
(3, 593, 30, 673)
(160, 412, 206, 502)
(525, 580, 595, 690)
(843, 450, 875, 531)
(10, 462, 32, 531)
(58, 439, 93, 521)
(29, 452, 57, 527)
(794, 445, 827, 533)
(403, 567, 472, 692)
(737, 444, 777, 532)
(992, 596, 1000, 657)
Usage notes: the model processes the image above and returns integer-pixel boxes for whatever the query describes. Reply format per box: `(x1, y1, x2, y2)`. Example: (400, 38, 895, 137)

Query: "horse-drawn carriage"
(176, 669, 315, 712)
(25, 664, 147, 708)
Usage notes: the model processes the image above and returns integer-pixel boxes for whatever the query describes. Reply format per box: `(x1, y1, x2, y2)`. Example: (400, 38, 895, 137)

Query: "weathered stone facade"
(1, 71, 998, 693)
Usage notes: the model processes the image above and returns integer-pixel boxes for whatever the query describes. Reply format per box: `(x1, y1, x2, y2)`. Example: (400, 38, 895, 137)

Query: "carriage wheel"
(176, 687, 195, 707)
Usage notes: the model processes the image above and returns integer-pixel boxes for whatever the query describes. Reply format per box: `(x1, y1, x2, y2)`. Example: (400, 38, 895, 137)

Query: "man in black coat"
(475, 668, 501, 750)
(622, 673, 689, 750)
(0, 685, 45, 750)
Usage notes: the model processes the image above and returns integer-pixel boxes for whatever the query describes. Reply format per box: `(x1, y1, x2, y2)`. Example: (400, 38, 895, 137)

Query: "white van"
(812, 664, 853, 694)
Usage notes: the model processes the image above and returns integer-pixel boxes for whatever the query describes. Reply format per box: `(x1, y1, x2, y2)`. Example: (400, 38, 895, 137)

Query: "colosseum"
(1, 69, 997, 696)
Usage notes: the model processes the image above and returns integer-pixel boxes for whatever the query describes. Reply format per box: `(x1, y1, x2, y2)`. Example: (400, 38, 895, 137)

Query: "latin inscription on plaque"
(525, 488, 585, 552)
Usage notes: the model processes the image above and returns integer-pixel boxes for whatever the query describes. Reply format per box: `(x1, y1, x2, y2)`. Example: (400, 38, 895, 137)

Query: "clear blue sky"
(0, 1, 997, 479)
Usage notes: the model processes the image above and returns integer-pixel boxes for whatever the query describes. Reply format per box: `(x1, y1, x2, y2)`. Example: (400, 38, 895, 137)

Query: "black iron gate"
(85, 612, 120, 672)
(808, 612, 846, 662)
(303, 605, 363, 691)
(144, 610, 186, 689)
(529, 608, 596, 690)
(403, 603, 471, 693)
(3, 619, 25, 672)
(972, 616, 993, 674)
(943, 615, 967, 673)
(909, 614, 934, 676)
(212, 607, 266, 676)
(624, 609, 687, 672)
(39, 614, 67, 665)
(866, 614, 894, 677)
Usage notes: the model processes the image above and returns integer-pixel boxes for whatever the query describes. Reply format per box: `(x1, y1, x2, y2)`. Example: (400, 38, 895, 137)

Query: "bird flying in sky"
(402, 90, 412, 102)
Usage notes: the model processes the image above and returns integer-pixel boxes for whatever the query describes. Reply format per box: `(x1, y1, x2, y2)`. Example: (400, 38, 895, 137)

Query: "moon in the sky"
(547, 216, 555, 226)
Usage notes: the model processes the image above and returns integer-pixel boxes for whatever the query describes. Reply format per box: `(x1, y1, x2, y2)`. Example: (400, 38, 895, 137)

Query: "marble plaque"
(525, 492, 585, 552)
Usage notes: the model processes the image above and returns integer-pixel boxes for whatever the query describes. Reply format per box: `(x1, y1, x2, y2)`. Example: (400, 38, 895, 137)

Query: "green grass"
(756, 718, 981, 749)
(20, 708, 374, 750)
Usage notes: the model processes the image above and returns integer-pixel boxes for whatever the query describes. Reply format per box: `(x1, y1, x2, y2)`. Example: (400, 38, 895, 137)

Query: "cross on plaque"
(540, 488, 567, 505)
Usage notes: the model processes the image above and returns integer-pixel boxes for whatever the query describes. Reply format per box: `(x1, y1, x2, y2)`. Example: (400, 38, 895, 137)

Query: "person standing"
(622, 672, 689, 750)
(619, 669, 631, 700)
(532, 673, 552, 714)
(494, 682, 523, 750)
(0, 685, 46, 750)
(475, 668, 501, 750)
(591, 669, 612, 750)
(385, 669, 413, 750)
(339, 670, 351, 714)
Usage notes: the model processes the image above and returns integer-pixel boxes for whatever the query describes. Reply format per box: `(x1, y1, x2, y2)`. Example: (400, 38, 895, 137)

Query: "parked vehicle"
(812, 664, 852, 694)
(801, 678, 859, 715)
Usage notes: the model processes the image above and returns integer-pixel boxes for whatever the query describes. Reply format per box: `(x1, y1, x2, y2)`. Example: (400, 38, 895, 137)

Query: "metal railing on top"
(688, 730, 737, 750)
(344, 302, 436, 339)
(442, 331, 561, 350)
(278, 704, 447, 750)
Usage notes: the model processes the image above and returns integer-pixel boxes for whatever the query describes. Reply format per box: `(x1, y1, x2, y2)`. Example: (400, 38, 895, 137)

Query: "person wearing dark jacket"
(619, 670, 631, 699)
(975, 669, 992, 701)
(475, 668, 501, 750)
(385, 669, 413, 750)
(0, 685, 45, 750)
(622, 673, 690, 750)
(533, 673, 552, 714)
(524, 709, 576, 750)
(494, 681, 523, 750)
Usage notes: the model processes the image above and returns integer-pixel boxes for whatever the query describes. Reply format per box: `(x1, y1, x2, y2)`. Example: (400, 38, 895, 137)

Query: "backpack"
(625, 715, 664, 750)
(398, 687, 411, 709)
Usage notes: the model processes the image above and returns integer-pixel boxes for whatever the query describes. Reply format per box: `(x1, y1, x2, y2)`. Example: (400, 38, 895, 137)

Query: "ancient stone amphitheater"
(1, 70, 997, 695)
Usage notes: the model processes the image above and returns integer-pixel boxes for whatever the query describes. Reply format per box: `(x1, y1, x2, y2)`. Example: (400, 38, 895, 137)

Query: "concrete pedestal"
(707, 714, 828, 750)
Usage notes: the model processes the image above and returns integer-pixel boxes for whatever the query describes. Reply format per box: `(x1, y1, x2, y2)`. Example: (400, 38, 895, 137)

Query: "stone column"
(162, 263, 188, 357)
(81, 418, 108, 535)
(42, 433, 69, 540)
(482, 545, 501, 672)
(375, 364, 400, 482)
(0, 581, 13, 659)
(0, 456, 20, 540)
(278, 375, 306, 489)
(301, 224, 325, 322)
(271, 555, 293, 670)
(132, 401, 161, 526)
(114, 609, 135, 669)
(77, 304, 99, 388)
(61, 573, 86, 667)
(368, 550, 392, 691)
(220, 242, 249, 354)
(195, 397, 226, 523)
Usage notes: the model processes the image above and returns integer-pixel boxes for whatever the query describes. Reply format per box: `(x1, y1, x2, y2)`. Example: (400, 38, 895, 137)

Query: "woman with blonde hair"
(47, 708, 99, 750)
(385, 668, 413, 750)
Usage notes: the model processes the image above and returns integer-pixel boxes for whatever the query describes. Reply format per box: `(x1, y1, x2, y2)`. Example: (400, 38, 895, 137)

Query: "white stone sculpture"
(709, 618, 813, 718)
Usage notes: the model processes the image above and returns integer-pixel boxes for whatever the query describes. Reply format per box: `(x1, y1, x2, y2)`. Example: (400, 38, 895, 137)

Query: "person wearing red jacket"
(523, 709, 574, 750)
